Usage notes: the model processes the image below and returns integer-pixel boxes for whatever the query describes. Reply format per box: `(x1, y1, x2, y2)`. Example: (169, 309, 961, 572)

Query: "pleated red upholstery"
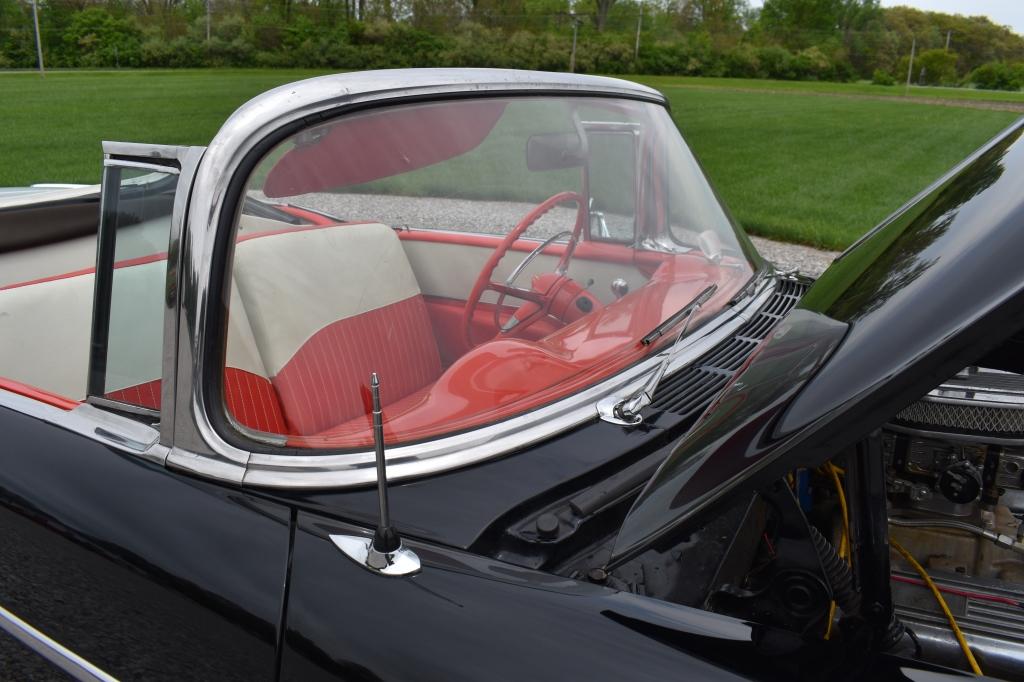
(107, 369, 288, 434)
(106, 380, 161, 410)
(272, 295, 442, 436)
(223, 368, 289, 434)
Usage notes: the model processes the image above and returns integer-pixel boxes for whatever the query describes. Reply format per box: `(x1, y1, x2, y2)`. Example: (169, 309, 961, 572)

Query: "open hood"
(610, 118, 1024, 567)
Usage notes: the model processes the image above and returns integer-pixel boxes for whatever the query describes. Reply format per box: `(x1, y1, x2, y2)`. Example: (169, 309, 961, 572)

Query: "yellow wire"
(824, 463, 850, 640)
(828, 464, 850, 556)
(824, 462, 982, 674)
(891, 538, 983, 676)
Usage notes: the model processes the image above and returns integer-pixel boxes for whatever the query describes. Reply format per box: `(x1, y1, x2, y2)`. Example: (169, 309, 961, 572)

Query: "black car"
(1, 69, 1023, 681)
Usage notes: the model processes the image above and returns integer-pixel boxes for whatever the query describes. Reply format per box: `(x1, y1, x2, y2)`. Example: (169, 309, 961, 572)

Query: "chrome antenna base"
(330, 534, 421, 577)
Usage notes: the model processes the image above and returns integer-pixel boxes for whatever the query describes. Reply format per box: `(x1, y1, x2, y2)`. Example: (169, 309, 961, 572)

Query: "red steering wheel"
(462, 191, 586, 349)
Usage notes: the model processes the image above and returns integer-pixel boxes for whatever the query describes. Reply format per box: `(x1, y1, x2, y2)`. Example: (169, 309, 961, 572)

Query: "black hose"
(808, 524, 913, 652)
(808, 524, 861, 617)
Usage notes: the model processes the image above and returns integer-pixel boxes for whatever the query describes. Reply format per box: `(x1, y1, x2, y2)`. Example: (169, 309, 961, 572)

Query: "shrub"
(723, 44, 760, 78)
(969, 61, 1024, 91)
(872, 68, 895, 86)
(757, 45, 795, 80)
(793, 46, 830, 80)
(913, 49, 958, 86)
(59, 8, 143, 67)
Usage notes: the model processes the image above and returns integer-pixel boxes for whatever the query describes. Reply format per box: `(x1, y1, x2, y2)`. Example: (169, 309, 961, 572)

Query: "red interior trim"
(273, 205, 338, 226)
(397, 228, 668, 273)
(0, 251, 169, 291)
(0, 378, 79, 410)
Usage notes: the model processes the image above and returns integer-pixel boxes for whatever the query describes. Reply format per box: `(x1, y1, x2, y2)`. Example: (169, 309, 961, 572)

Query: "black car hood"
(611, 118, 1024, 567)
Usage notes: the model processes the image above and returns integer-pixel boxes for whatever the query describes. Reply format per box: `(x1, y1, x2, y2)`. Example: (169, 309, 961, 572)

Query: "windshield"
(222, 95, 755, 449)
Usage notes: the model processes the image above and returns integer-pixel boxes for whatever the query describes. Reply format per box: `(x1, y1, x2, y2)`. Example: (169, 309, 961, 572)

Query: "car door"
(0, 144, 292, 681)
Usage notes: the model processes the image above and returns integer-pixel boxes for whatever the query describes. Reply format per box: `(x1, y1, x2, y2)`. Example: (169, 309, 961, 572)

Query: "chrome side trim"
(102, 140, 191, 160)
(165, 276, 774, 489)
(0, 392, 165, 465)
(101, 159, 180, 173)
(0, 603, 119, 682)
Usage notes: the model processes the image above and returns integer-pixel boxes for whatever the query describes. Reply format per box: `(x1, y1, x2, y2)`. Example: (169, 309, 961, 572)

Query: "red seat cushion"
(107, 368, 288, 435)
(272, 295, 442, 436)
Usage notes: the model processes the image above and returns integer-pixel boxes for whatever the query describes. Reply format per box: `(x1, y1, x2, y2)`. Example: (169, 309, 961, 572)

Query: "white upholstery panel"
(233, 222, 422, 376)
(0, 273, 94, 399)
(400, 237, 649, 305)
(0, 234, 96, 288)
(225, 279, 273, 378)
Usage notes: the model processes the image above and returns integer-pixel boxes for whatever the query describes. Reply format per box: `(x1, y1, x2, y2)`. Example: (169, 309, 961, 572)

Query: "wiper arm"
(641, 284, 719, 346)
(599, 284, 717, 426)
(728, 266, 769, 307)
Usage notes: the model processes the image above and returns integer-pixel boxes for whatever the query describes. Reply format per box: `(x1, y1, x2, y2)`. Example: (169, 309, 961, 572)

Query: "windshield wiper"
(640, 284, 719, 346)
(599, 284, 717, 425)
(728, 266, 770, 307)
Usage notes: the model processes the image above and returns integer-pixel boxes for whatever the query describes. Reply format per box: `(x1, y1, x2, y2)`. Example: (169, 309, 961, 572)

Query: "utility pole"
(30, 0, 44, 77)
(569, 15, 580, 73)
(905, 35, 916, 92)
(944, 30, 951, 51)
(633, 4, 642, 61)
(206, 0, 211, 42)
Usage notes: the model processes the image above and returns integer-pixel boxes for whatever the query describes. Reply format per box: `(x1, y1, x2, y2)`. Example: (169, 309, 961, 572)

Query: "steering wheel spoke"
(488, 282, 547, 304)
(462, 191, 586, 349)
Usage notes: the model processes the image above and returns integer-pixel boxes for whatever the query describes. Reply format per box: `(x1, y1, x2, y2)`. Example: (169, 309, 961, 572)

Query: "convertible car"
(1, 69, 1023, 681)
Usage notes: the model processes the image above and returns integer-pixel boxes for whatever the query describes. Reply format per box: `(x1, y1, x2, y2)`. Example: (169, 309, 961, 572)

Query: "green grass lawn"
(1, 69, 1020, 249)
(659, 88, 1019, 248)
(633, 74, 1024, 104)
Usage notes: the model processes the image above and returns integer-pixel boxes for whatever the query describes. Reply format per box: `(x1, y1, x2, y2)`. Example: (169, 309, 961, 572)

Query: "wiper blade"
(641, 284, 719, 346)
(728, 266, 770, 307)
(599, 284, 717, 426)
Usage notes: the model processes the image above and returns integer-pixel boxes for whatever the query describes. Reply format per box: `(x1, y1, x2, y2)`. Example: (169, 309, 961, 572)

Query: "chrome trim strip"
(0, 392, 165, 464)
(916, 395, 1024, 409)
(0, 603, 119, 682)
(101, 159, 180, 173)
(102, 140, 192, 160)
(167, 277, 774, 489)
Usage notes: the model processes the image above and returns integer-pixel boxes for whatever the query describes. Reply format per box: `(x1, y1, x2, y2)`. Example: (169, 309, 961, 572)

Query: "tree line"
(1, 0, 1023, 90)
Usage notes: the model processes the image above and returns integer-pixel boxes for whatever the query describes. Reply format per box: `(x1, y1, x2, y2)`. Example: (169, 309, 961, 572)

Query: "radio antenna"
(329, 373, 420, 576)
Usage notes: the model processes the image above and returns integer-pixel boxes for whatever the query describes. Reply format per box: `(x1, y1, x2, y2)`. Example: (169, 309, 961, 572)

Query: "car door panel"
(279, 511, 749, 682)
(0, 405, 290, 681)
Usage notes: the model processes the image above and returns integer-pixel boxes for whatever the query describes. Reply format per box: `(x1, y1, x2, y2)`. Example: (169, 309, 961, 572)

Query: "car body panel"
(0, 405, 290, 680)
(612, 118, 1024, 566)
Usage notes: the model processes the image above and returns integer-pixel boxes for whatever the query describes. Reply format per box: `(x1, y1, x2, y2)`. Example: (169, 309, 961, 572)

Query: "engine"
(884, 366, 1024, 679)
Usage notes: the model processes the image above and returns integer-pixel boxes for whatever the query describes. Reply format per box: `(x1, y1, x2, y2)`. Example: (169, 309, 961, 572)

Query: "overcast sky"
(747, 1, 1024, 36)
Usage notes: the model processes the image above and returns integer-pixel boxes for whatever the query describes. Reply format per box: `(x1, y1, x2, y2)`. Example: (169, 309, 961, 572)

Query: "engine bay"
(487, 364, 1024, 679)
(884, 366, 1024, 678)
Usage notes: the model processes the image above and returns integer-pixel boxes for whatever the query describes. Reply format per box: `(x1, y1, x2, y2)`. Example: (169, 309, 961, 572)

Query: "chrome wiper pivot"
(598, 284, 717, 426)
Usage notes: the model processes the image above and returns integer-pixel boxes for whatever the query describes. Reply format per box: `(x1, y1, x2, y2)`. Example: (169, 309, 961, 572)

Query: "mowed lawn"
(656, 87, 1020, 248)
(2, 69, 1021, 249)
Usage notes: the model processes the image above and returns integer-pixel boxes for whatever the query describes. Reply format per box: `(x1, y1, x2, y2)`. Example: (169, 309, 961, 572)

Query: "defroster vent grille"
(650, 277, 808, 422)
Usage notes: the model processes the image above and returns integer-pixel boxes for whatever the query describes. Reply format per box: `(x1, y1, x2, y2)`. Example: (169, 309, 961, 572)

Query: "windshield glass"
(224, 95, 755, 449)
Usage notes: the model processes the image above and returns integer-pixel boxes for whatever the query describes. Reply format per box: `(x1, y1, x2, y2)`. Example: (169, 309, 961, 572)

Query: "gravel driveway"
(749, 236, 839, 278)
(282, 192, 839, 278)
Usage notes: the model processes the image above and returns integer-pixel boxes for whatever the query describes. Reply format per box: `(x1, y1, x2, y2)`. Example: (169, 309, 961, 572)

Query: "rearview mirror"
(526, 132, 587, 171)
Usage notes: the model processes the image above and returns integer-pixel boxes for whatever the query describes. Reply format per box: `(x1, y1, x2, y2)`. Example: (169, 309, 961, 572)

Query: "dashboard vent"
(650, 277, 808, 422)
